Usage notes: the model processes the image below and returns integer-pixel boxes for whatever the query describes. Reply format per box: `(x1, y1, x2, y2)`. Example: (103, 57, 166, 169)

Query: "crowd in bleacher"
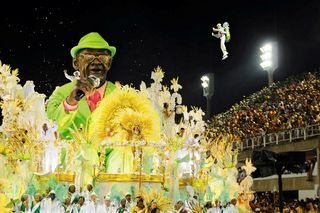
(250, 191, 320, 213)
(210, 72, 320, 140)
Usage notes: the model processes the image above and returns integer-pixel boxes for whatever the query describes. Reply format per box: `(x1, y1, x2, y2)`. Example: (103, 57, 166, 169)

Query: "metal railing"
(238, 124, 320, 151)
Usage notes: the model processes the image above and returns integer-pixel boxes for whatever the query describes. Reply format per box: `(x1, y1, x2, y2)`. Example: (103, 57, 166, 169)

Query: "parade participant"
(46, 32, 116, 139)
(96, 195, 117, 213)
(210, 200, 221, 213)
(125, 193, 133, 211)
(63, 197, 71, 212)
(130, 198, 147, 213)
(87, 192, 98, 212)
(18, 194, 29, 212)
(202, 150, 214, 175)
(148, 201, 160, 213)
(77, 196, 89, 212)
(117, 198, 130, 213)
(68, 184, 79, 205)
(40, 190, 64, 213)
(31, 193, 42, 213)
(226, 199, 238, 213)
(204, 201, 215, 213)
(212, 22, 230, 60)
(82, 183, 94, 201)
(174, 200, 189, 213)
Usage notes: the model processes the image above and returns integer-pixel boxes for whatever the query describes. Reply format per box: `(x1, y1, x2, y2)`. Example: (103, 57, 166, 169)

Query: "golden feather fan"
(89, 86, 161, 145)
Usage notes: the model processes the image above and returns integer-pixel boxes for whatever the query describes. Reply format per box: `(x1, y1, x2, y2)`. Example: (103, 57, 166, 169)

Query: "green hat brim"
(71, 44, 116, 58)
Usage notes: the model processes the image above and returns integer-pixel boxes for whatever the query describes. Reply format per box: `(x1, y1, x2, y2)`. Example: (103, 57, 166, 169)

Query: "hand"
(67, 78, 96, 105)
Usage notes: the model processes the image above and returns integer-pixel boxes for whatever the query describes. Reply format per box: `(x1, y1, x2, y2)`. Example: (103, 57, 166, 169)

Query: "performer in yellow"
(202, 150, 214, 175)
(46, 32, 116, 139)
(130, 198, 147, 213)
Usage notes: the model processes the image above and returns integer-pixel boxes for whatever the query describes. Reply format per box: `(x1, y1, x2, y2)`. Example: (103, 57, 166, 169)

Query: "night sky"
(0, 0, 319, 115)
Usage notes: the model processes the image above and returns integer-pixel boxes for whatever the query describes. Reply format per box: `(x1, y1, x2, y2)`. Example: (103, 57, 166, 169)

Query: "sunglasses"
(79, 53, 111, 64)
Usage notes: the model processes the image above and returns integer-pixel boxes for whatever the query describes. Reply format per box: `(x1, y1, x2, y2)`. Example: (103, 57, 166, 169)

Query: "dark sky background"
(0, 0, 319, 116)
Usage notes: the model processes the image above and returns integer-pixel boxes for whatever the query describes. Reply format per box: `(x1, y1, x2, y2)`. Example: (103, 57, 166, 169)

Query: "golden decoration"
(142, 188, 172, 212)
(95, 173, 163, 183)
(89, 86, 161, 144)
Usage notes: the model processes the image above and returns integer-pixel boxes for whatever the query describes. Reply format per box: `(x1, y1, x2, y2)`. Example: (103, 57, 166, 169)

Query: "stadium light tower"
(260, 42, 278, 86)
(201, 73, 214, 120)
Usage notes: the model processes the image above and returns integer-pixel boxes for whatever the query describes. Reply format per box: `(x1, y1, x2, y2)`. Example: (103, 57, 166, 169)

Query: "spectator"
(210, 72, 320, 141)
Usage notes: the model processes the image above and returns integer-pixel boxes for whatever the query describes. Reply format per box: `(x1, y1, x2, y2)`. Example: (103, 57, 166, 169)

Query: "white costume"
(81, 190, 92, 202)
(79, 203, 91, 213)
(69, 203, 79, 213)
(207, 207, 221, 213)
(40, 197, 64, 213)
(125, 200, 134, 212)
(212, 22, 230, 60)
(85, 200, 97, 212)
(224, 204, 238, 213)
(71, 202, 92, 213)
(96, 203, 117, 213)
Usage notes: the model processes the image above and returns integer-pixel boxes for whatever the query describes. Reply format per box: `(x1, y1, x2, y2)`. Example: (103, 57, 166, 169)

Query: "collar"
(86, 82, 107, 99)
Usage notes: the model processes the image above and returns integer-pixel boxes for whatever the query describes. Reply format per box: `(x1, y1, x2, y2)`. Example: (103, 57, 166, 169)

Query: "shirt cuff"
(63, 99, 78, 111)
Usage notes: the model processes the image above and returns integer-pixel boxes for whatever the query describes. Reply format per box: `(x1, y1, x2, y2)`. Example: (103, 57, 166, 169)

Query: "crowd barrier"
(237, 124, 320, 150)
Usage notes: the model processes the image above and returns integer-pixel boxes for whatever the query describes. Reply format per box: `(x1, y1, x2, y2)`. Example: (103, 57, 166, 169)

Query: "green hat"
(70, 32, 116, 58)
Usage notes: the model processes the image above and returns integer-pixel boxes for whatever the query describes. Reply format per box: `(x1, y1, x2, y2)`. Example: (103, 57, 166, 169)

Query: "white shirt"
(125, 200, 134, 212)
(96, 203, 106, 213)
(40, 198, 64, 213)
(107, 206, 117, 213)
(86, 200, 97, 213)
(207, 207, 221, 213)
(78, 203, 92, 213)
(81, 190, 93, 202)
(224, 204, 238, 213)
(69, 203, 79, 213)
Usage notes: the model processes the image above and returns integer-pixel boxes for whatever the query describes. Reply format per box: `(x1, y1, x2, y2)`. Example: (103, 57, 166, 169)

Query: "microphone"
(75, 90, 85, 101)
(72, 71, 101, 101)
(73, 71, 85, 101)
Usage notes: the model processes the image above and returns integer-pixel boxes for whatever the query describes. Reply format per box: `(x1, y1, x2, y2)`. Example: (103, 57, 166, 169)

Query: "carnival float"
(0, 62, 255, 212)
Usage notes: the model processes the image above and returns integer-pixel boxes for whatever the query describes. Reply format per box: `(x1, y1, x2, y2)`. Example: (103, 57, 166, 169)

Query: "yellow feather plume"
(142, 188, 172, 212)
(89, 86, 161, 144)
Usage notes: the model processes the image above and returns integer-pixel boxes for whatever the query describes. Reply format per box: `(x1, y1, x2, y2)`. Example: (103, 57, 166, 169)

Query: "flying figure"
(212, 22, 231, 60)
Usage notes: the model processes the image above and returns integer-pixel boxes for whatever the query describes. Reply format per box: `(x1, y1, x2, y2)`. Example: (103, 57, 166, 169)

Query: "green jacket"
(46, 81, 115, 139)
